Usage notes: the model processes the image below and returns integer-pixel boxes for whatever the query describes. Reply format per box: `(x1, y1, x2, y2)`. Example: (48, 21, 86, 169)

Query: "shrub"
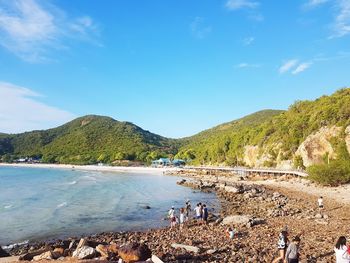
(307, 160, 350, 186)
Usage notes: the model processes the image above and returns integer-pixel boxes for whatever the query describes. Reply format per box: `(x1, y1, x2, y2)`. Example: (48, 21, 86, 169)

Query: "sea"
(0, 166, 220, 246)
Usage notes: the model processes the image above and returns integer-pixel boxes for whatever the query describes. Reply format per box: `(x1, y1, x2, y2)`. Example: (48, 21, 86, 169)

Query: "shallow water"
(0, 167, 220, 245)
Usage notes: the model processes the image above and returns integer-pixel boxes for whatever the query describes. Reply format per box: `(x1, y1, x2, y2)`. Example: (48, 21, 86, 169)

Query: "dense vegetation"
(1, 88, 350, 185)
(0, 115, 179, 165)
(176, 88, 350, 167)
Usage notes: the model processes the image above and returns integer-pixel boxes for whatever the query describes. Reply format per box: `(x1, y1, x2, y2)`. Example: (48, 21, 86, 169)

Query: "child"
(272, 230, 289, 263)
(168, 206, 176, 228)
(179, 208, 185, 230)
(226, 227, 235, 239)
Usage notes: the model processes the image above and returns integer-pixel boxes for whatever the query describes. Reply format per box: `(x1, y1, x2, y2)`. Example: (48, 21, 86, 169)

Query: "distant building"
(151, 158, 185, 167)
(151, 158, 171, 167)
(172, 159, 186, 167)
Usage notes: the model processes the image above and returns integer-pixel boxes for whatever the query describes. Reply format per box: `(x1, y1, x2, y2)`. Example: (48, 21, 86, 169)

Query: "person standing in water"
(168, 206, 176, 228)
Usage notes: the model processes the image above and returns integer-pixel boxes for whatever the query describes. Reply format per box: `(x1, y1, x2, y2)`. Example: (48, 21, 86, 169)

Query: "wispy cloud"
(0, 82, 76, 133)
(303, 0, 329, 9)
(242, 36, 255, 46)
(0, 0, 100, 62)
(330, 0, 350, 38)
(226, 0, 259, 10)
(292, 62, 313, 74)
(279, 59, 299, 74)
(236, 63, 261, 68)
(190, 17, 212, 39)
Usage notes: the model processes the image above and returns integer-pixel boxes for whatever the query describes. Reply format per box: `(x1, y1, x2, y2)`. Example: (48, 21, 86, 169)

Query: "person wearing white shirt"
(334, 236, 350, 263)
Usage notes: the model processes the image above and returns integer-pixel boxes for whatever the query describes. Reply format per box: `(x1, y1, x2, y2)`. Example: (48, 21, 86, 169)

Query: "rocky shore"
(1, 170, 349, 262)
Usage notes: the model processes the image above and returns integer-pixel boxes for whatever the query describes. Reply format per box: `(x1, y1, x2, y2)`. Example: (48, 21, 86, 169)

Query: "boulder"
(72, 246, 96, 260)
(171, 243, 200, 253)
(53, 247, 64, 258)
(224, 186, 242, 194)
(19, 248, 50, 261)
(33, 251, 54, 261)
(222, 215, 250, 226)
(76, 238, 88, 250)
(96, 244, 109, 258)
(0, 247, 9, 258)
(151, 255, 165, 263)
(118, 243, 151, 263)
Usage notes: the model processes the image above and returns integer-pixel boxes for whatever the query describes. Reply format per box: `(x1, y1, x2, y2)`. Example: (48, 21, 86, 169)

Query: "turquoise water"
(0, 167, 219, 245)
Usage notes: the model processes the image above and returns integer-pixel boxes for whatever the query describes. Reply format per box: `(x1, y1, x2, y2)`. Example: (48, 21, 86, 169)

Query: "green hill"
(176, 88, 350, 168)
(0, 115, 178, 164)
(1, 88, 350, 184)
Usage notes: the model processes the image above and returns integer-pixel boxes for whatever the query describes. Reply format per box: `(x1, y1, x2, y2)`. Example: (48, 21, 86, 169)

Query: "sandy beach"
(0, 163, 178, 175)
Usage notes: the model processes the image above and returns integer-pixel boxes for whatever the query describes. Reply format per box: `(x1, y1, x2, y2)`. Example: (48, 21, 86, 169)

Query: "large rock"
(345, 125, 350, 155)
(118, 243, 151, 263)
(171, 243, 200, 253)
(33, 251, 54, 261)
(72, 246, 96, 260)
(295, 126, 342, 167)
(222, 215, 250, 225)
(0, 247, 9, 258)
(19, 248, 50, 261)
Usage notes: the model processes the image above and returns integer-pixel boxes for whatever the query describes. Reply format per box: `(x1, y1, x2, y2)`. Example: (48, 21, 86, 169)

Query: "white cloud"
(304, 0, 329, 8)
(190, 17, 212, 39)
(236, 63, 261, 68)
(279, 59, 299, 73)
(330, 0, 350, 38)
(226, 0, 259, 10)
(242, 36, 255, 46)
(0, 82, 76, 133)
(0, 0, 99, 62)
(292, 62, 313, 74)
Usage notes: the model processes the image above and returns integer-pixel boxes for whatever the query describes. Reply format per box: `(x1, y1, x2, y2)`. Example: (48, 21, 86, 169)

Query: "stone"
(19, 248, 49, 261)
(33, 251, 54, 261)
(151, 255, 165, 263)
(206, 249, 217, 254)
(76, 238, 88, 250)
(72, 245, 96, 260)
(224, 186, 242, 194)
(0, 247, 9, 258)
(118, 243, 151, 263)
(68, 240, 76, 250)
(171, 243, 200, 253)
(315, 213, 323, 219)
(222, 215, 250, 226)
(53, 247, 64, 258)
(96, 244, 109, 258)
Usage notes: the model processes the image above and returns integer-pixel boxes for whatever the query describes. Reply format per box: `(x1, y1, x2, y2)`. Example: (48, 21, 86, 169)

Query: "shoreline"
(0, 163, 179, 175)
(2, 167, 350, 262)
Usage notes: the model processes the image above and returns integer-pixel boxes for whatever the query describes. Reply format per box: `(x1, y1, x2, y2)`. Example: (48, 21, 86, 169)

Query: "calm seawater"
(0, 167, 219, 245)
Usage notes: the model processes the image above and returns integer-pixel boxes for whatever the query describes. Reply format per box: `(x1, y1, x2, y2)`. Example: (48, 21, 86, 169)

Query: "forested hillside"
(0, 115, 178, 164)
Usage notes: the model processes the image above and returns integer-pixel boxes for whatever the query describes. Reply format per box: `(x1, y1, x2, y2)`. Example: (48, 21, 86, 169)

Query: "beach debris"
(118, 243, 151, 263)
(72, 245, 96, 260)
(171, 243, 200, 253)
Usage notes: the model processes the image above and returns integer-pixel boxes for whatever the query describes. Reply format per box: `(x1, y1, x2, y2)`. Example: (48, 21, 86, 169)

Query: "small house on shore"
(151, 158, 185, 167)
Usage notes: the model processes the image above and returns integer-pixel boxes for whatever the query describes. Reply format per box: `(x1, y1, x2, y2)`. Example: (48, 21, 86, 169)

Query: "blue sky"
(0, 0, 349, 138)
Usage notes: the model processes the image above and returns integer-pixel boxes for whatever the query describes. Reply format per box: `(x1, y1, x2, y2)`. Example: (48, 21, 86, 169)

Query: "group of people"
(167, 200, 209, 229)
(272, 228, 301, 263)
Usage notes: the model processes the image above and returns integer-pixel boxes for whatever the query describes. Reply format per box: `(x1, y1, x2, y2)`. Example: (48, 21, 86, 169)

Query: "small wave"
(81, 175, 97, 181)
(4, 205, 13, 209)
(57, 202, 67, 208)
(68, 181, 77, 185)
(1, 240, 29, 250)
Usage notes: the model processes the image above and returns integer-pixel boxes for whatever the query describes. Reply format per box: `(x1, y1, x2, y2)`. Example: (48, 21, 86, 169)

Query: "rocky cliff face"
(295, 126, 342, 167)
(242, 125, 349, 169)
